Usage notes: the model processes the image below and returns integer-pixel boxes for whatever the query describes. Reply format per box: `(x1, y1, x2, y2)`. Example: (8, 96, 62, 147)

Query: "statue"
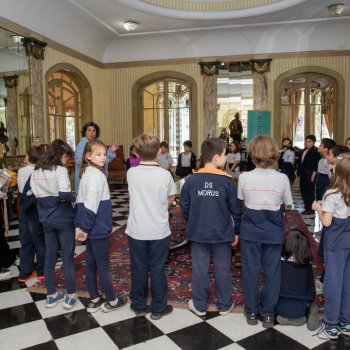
(229, 112, 243, 144)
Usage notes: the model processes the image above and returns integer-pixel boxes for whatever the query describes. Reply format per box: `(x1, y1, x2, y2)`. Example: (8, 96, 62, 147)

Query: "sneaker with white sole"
(87, 296, 104, 313)
(101, 293, 127, 313)
(337, 321, 350, 336)
(219, 302, 234, 316)
(63, 293, 77, 310)
(314, 322, 338, 340)
(46, 293, 65, 308)
(188, 299, 206, 317)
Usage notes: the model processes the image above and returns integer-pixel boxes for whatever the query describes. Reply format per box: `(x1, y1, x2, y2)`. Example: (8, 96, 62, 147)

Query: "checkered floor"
(0, 183, 341, 350)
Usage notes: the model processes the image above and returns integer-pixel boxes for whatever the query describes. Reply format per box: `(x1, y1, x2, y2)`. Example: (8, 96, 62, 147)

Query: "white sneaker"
(188, 299, 206, 317)
(219, 302, 234, 316)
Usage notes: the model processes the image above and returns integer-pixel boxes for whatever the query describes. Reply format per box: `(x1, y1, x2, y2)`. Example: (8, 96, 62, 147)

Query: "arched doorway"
(45, 64, 92, 149)
(274, 67, 345, 147)
(132, 71, 197, 162)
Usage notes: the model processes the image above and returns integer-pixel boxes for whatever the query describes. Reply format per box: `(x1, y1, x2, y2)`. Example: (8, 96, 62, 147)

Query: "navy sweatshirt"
(180, 168, 241, 243)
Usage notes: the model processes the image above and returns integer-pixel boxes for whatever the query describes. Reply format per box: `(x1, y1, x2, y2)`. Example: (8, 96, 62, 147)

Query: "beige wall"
(43, 47, 350, 155)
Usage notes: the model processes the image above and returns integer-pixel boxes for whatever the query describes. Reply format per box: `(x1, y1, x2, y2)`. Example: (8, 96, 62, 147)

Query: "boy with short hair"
(297, 135, 321, 215)
(327, 145, 350, 166)
(18, 145, 46, 283)
(126, 134, 176, 320)
(156, 141, 173, 171)
(180, 138, 241, 317)
(316, 138, 336, 201)
(176, 140, 197, 179)
(238, 135, 293, 328)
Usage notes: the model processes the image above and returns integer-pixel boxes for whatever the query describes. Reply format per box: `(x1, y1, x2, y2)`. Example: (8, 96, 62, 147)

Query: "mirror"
(217, 63, 253, 142)
(0, 27, 29, 157)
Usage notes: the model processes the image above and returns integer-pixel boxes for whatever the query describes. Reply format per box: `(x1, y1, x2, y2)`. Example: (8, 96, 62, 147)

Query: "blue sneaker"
(46, 293, 64, 308)
(63, 293, 77, 310)
(337, 322, 350, 336)
(314, 322, 338, 340)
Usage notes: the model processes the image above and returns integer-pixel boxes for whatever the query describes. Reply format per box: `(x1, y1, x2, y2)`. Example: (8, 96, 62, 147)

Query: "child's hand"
(109, 143, 119, 153)
(312, 200, 321, 211)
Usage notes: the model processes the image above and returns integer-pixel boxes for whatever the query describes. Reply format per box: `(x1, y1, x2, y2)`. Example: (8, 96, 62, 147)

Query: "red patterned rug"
(29, 210, 323, 311)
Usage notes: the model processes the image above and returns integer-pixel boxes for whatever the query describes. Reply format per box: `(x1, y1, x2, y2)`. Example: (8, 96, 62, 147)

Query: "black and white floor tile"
(0, 183, 340, 350)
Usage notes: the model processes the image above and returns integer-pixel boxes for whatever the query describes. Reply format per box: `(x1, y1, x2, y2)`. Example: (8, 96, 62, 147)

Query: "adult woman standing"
(74, 122, 118, 191)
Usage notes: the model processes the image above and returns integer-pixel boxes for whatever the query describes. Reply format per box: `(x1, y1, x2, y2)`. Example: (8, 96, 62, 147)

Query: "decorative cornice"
(3, 75, 18, 89)
(199, 62, 220, 76)
(226, 59, 272, 73)
(21, 37, 47, 60)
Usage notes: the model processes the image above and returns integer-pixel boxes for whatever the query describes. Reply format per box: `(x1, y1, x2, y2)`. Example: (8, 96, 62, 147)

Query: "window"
(134, 72, 196, 164)
(48, 72, 82, 150)
(280, 73, 335, 148)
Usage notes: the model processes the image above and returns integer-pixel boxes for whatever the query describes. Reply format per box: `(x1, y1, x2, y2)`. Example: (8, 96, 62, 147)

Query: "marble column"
(251, 59, 272, 111)
(3, 75, 18, 155)
(199, 62, 219, 140)
(22, 37, 47, 144)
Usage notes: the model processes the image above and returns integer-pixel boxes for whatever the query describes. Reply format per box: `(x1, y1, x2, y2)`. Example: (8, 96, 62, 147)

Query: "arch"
(132, 71, 198, 153)
(45, 63, 93, 142)
(274, 66, 345, 144)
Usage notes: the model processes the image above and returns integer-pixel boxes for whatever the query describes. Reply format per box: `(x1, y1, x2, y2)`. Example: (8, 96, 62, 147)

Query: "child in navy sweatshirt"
(75, 139, 127, 313)
(31, 140, 77, 309)
(180, 138, 241, 317)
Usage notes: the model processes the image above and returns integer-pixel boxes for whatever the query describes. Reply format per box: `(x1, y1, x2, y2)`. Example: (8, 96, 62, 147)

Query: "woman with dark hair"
(74, 122, 118, 190)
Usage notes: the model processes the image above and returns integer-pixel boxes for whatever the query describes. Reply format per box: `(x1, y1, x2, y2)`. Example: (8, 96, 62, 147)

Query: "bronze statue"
(229, 112, 243, 143)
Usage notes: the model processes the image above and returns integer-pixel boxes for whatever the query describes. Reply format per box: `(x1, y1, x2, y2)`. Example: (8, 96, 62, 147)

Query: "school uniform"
(278, 149, 296, 184)
(17, 165, 45, 279)
(126, 162, 176, 313)
(180, 168, 241, 312)
(238, 168, 293, 317)
(176, 152, 196, 179)
(75, 166, 115, 301)
(31, 166, 76, 295)
(316, 158, 332, 201)
(298, 147, 321, 212)
(276, 259, 316, 318)
(322, 189, 350, 326)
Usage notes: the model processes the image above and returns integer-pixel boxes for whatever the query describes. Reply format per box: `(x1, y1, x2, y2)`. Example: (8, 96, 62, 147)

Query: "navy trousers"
(323, 249, 350, 326)
(241, 239, 282, 317)
(19, 216, 45, 279)
(191, 241, 233, 312)
(300, 176, 315, 212)
(86, 237, 116, 301)
(43, 222, 76, 295)
(128, 235, 170, 313)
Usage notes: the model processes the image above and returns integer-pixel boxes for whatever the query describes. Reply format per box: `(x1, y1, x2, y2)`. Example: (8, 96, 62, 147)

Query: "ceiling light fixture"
(328, 3, 344, 16)
(11, 35, 23, 44)
(123, 21, 138, 32)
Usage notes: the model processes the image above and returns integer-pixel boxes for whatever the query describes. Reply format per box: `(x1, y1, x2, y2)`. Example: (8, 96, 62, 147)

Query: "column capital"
(199, 62, 220, 76)
(3, 75, 18, 88)
(21, 37, 47, 60)
(250, 59, 272, 74)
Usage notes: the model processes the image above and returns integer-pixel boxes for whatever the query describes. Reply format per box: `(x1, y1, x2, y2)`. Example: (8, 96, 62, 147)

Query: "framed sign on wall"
(247, 110, 271, 141)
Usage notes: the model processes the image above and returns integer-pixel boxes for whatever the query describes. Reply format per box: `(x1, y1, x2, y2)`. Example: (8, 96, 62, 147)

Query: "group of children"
(15, 130, 350, 341)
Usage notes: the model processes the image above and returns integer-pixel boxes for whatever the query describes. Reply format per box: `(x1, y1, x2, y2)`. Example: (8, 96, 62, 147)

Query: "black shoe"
(262, 315, 275, 328)
(130, 303, 151, 317)
(87, 296, 105, 313)
(301, 210, 315, 215)
(245, 311, 259, 325)
(101, 293, 127, 313)
(150, 305, 173, 320)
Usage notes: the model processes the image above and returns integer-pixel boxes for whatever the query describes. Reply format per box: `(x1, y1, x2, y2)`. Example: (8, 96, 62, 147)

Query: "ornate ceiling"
(118, 0, 306, 19)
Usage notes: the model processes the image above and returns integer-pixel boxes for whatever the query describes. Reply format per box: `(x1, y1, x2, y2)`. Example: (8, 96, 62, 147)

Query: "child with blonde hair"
(238, 135, 293, 328)
(75, 139, 127, 312)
